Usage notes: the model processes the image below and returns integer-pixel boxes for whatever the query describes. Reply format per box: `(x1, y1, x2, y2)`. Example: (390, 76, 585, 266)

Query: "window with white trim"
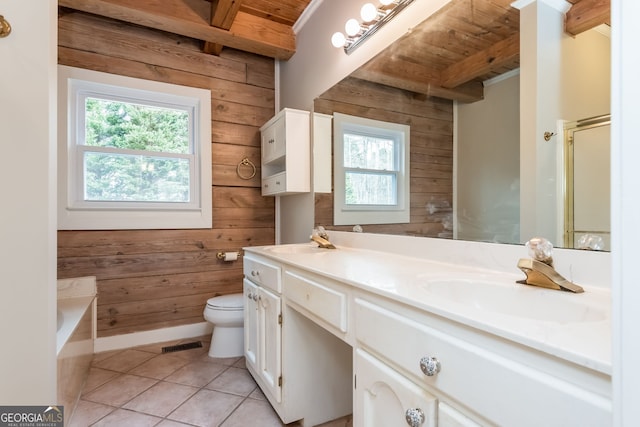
(58, 65, 212, 230)
(333, 113, 410, 225)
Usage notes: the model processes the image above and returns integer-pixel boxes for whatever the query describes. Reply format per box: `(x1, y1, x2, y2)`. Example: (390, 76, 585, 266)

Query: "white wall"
(456, 73, 520, 244)
(612, 1, 640, 424)
(0, 2, 57, 403)
(517, 0, 611, 246)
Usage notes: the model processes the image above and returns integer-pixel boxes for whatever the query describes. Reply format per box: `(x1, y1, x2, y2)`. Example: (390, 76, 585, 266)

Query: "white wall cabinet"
(260, 108, 310, 196)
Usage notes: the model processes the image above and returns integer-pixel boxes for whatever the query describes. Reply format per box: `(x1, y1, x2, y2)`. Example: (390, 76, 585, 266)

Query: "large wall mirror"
(314, 0, 611, 250)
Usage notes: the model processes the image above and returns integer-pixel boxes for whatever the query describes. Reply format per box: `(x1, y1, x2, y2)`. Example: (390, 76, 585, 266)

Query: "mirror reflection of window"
(334, 113, 410, 225)
(344, 133, 398, 206)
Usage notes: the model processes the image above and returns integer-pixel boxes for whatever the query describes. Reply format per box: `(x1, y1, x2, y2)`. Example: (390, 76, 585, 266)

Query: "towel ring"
(236, 157, 256, 180)
(0, 15, 11, 38)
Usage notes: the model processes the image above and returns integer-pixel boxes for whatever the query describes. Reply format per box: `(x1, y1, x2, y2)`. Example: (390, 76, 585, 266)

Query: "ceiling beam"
(204, 0, 243, 55)
(59, 0, 296, 60)
(440, 34, 520, 89)
(352, 64, 484, 104)
(566, 0, 610, 35)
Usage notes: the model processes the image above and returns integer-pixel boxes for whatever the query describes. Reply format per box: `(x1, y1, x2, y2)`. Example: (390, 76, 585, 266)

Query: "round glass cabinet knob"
(405, 408, 425, 426)
(419, 356, 441, 376)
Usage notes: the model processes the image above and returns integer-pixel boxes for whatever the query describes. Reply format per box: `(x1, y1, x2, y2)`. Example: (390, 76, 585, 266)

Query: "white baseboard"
(94, 322, 213, 353)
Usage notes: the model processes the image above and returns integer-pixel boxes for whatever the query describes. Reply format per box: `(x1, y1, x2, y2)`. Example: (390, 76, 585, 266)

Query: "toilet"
(203, 293, 244, 358)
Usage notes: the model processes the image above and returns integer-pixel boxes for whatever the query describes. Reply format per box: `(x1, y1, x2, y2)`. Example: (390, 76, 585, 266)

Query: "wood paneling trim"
(57, 13, 275, 337)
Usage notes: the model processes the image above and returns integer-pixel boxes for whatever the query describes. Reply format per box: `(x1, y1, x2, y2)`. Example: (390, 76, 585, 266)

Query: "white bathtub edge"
(56, 296, 95, 356)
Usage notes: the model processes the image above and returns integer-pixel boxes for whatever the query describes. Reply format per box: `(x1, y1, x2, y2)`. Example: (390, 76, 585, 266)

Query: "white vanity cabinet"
(355, 348, 438, 427)
(243, 253, 353, 426)
(354, 295, 611, 427)
(243, 245, 612, 427)
(260, 108, 310, 196)
(243, 254, 282, 402)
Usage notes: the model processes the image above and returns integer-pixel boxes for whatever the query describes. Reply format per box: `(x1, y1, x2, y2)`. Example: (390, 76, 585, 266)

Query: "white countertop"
(244, 242, 612, 375)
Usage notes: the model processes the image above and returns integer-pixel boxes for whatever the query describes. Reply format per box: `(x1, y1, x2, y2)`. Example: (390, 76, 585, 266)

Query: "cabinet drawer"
(262, 172, 286, 196)
(243, 254, 281, 293)
(284, 270, 347, 334)
(354, 298, 611, 427)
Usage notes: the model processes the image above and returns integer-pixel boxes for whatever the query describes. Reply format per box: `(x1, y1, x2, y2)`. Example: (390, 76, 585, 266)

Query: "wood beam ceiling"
(352, 63, 484, 104)
(204, 0, 243, 55)
(440, 33, 519, 89)
(566, 0, 610, 35)
(59, 0, 296, 60)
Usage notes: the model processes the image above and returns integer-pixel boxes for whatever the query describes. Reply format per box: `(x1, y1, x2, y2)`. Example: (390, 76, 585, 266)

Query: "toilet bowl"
(203, 293, 244, 358)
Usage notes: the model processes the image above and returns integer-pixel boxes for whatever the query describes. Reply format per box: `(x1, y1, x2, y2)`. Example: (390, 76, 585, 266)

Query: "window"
(333, 113, 410, 225)
(58, 65, 212, 229)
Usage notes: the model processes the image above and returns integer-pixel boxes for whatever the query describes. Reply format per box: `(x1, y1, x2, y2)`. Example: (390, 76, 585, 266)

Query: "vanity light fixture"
(331, 0, 415, 54)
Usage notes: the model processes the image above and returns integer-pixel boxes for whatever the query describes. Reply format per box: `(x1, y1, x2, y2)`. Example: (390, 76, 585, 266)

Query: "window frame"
(58, 65, 212, 230)
(333, 112, 410, 225)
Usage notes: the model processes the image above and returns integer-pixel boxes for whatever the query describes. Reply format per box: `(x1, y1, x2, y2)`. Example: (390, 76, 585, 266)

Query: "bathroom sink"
(263, 244, 330, 255)
(419, 278, 607, 324)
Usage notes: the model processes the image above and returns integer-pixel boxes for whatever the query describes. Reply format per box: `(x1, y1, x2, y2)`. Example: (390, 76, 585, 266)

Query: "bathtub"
(57, 277, 96, 424)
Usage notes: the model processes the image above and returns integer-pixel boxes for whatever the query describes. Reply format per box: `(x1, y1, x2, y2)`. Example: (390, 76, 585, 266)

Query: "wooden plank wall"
(56, 10, 275, 338)
(314, 77, 454, 237)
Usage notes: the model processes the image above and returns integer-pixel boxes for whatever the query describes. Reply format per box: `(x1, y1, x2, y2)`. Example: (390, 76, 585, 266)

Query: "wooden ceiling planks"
(58, 0, 609, 102)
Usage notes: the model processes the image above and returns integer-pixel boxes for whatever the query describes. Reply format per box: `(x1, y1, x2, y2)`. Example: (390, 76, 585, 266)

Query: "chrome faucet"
(516, 237, 584, 293)
(310, 226, 336, 249)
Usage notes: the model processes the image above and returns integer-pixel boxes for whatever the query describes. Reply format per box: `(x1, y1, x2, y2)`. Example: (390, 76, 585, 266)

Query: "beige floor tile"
(67, 399, 115, 427)
(91, 349, 122, 364)
(81, 367, 120, 395)
(220, 398, 284, 427)
(205, 367, 257, 396)
(91, 408, 162, 427)
(316, 415, 354, 427)
(123, 381, 198, 417)
(199, 353, 242, 366)
(168, 389, 244, 426)
(128, 354, 191, 380)
(92, 349, 156, 373)
(164, 360, 228, 387)
(232, 357, 247, 369)
(172, 345, 210, 361)
(83, 373, 157, 407)
(156, 420, 195, 427)
(248, 386, 266, 401)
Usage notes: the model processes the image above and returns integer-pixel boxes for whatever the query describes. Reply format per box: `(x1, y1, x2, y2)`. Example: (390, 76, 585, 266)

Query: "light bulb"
(331, 31, 346, 48)
(345, 18, 361, 37)
(380, 0, 394, 5)
(360, 3, 378, 22)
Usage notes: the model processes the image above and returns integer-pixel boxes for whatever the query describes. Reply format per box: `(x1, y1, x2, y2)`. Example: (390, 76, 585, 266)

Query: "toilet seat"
(206, 294, 244, 311)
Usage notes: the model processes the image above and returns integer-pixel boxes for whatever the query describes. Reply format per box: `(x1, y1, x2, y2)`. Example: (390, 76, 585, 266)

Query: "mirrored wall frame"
(313, 1, 611, 250)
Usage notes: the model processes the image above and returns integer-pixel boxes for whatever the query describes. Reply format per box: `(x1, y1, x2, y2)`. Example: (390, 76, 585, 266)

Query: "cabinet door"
(243, 279, 259, 372)
(258, 285, 282, 403)
(262, 117, 285, 164)
(355, 349, 436, 427)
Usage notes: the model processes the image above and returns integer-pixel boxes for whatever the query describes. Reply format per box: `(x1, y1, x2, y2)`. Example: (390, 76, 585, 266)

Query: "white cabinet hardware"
(419, 356, 441, 377)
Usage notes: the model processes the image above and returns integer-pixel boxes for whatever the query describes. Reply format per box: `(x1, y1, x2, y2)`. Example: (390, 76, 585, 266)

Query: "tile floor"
(69, 336, 352, 427)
